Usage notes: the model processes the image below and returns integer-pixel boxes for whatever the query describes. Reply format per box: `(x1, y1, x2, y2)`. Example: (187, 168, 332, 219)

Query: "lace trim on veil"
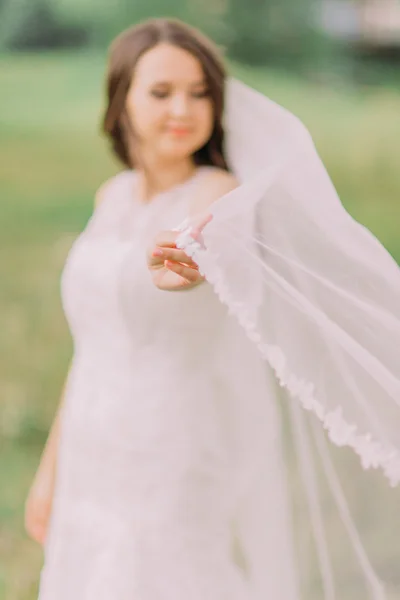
(175, 226, 400, 488)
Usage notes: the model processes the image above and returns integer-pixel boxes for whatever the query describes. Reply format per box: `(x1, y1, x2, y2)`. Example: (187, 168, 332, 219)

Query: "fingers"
(191, 213, 213, 237)
(164, 260, 204, 284)
(185, 213, 213, 251)
(153, 213, 212, 249)
(29, 522, 46, 545)
(147, 230, 181, 268)
(150, 247, 199, 268)
(25, 507, 47, 545)
(147, 214, 212, 269)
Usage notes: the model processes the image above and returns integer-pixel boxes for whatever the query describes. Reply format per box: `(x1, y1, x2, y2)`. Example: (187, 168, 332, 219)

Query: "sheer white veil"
(176, 77, 400, 599)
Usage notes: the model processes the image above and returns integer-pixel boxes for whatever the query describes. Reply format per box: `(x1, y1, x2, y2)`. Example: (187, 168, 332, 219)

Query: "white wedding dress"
(37, 166, 299, 600)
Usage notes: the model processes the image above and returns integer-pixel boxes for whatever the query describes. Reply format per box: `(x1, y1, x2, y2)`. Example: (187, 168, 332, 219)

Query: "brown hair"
(101, 18, 229, 171)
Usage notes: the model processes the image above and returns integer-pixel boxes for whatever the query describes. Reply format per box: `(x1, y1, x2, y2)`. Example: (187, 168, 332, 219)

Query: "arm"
(25, 360, 72, 545)
(25, 181, 109, 544)
(34, 367, 70, 480)
(147, 170, 239, 292)
(146, 170, 239, 291)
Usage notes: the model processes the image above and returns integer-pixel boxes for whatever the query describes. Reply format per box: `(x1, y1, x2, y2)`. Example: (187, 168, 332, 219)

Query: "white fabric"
(38, 167, 299, 600)
(173, 78, 400, 598)
(38, 77, 400, 600)
(178, 79, 400, 486)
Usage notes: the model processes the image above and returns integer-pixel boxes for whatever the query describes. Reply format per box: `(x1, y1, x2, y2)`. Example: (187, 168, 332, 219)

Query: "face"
(125, 43, 214, 165)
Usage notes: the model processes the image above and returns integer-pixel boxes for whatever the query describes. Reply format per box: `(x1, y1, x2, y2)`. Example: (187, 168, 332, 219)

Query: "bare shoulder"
(94, 180, 110, 210)
(93, 170, 133, 210)
(190, 167, 239, 216)
(203, 167, 239, 196)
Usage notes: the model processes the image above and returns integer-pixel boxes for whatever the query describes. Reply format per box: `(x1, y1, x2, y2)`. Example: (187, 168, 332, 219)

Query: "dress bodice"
(39, 166, 298, 600)
(60, 167, 228, 368)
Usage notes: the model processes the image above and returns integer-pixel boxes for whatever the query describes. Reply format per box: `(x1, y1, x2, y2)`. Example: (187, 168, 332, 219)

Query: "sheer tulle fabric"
(176, 78, 400, 598)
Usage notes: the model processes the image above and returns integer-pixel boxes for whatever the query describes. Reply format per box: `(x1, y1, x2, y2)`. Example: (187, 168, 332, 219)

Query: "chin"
(158, 135, 209, 162)
(159, 144, 199, 162)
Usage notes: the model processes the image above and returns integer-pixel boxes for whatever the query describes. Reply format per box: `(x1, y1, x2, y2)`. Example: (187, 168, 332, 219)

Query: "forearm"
(36, 362, 71, 479)
(37, 406, 62, 481)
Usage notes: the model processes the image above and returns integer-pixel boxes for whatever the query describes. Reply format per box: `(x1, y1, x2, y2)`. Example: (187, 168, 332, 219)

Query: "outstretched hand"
(146, 214, 212, 291)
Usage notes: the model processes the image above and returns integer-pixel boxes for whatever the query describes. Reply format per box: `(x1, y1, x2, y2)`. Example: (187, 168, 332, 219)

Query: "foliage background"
(0, 1, 399, 598)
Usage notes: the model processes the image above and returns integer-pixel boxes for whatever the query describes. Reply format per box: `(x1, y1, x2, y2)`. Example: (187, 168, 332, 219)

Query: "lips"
(168, 127, 191, 136)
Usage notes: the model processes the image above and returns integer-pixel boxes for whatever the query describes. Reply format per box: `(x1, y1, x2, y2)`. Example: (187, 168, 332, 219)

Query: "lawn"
(0, 51, 399, 600)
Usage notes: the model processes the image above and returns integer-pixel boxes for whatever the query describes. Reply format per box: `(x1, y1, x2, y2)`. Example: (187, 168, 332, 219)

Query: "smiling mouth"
(168, 128, 191, 136)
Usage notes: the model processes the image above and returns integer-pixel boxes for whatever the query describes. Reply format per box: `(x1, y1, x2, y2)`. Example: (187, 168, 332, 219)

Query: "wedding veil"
(176, 77, 400, 599)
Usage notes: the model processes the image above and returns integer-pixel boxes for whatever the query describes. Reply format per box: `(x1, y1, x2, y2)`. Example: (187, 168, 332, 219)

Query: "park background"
(0, 0, 399, 598)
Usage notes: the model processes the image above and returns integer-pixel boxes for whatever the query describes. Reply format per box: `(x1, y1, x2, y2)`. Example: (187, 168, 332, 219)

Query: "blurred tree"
(0, 0, 33, 49)
(49, 0, 199, 47)
(223, 0, 328, 66)
(0, 0, 223, 52)
(222, 0, 270, 64)
(0, 0, 341, 73)
(0, 0, 88, 50)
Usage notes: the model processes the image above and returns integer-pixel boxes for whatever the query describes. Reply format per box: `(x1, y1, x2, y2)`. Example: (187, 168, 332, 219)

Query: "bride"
(25, 17, 400, 600)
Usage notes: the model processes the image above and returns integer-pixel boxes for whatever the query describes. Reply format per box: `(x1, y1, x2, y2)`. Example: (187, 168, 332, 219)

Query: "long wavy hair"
(102, 18, 229, 171)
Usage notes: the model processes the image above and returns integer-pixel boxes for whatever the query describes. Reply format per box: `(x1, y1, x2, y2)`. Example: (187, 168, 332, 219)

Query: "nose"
(169, 92, 190, 118)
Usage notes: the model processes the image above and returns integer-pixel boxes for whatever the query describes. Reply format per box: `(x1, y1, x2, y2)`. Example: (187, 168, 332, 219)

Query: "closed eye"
(150, 90, 169, 99)
(150, 89, 210, 100)
(191, 89, 210, 98)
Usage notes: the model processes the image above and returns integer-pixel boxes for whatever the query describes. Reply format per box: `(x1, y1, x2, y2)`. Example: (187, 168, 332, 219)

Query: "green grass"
(0, 51, 399, 600)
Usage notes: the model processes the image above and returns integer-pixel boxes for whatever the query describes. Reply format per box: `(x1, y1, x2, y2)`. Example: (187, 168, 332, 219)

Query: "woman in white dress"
(25, 17, 400, 600)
